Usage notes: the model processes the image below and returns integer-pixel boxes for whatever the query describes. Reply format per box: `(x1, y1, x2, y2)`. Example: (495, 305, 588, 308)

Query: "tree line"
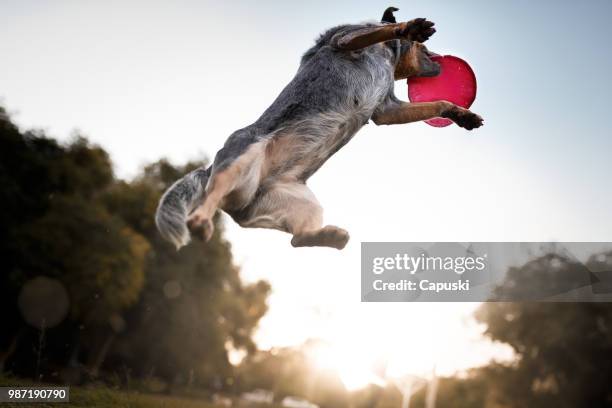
(0, 105, 270, 392)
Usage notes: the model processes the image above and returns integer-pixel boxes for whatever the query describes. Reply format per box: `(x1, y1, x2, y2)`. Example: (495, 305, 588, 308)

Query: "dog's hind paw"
(319, 225, 350, 250)
(291, 225, 350, 250)
(442, 106, 484, 131)
(187, 211, 214, 242)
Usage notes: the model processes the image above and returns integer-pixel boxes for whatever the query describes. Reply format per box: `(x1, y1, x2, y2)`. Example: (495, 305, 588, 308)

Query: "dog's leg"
(372, 101, 484, 130)
(291, 225, 350, 250)
(334, 19, 435, 51)
(187, 142, 264, 242)
(238, 182, 349, 250)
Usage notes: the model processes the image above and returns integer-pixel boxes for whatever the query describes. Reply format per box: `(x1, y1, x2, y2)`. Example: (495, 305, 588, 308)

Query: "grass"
(0, 376, 220, 408)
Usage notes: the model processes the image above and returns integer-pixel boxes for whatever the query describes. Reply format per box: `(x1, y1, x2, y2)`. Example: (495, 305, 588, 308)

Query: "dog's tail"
(155, 166, 211, 249)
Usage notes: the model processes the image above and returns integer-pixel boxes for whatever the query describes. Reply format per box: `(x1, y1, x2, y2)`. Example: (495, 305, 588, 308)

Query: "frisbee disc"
(407, 55, 477, 127)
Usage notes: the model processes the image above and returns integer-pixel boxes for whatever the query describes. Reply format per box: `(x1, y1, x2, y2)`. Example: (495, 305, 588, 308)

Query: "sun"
(306, 341, 383, 391)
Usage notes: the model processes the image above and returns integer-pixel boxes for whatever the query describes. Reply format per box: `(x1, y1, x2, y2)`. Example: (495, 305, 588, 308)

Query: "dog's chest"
(313, 53, 394, 152)
(293, 73, 393, 179)
(267, 49, 395, 180)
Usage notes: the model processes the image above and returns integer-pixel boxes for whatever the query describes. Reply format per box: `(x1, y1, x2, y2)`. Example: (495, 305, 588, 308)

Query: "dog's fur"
(156, 8, 483, 250)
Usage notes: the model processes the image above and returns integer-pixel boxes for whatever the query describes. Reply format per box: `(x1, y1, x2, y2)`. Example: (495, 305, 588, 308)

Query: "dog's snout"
(420, 61, 441, 78)
(431, 62, 441, 76)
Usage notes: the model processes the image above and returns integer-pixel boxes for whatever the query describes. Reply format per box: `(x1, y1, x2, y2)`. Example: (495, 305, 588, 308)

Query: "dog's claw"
(443, 106, 484, 130)
(399, 18, 436, 43)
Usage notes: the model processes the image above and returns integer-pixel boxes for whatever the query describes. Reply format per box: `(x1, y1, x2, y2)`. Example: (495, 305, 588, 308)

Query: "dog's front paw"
(397, 18, 436, 43)
(187, 210, 214, 242)
(442, 106, 484, 130)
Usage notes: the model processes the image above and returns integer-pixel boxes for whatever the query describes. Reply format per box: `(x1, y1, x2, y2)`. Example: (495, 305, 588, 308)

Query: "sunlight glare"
(307, 341, 384, 391)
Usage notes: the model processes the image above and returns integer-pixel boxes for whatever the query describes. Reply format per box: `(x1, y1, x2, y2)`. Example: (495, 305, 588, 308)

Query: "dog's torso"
(212, 24, 398, 212)
(158, 15, 482, 249)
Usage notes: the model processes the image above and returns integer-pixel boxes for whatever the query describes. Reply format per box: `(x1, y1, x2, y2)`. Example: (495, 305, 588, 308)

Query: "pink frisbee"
(407, 55, 477, 127)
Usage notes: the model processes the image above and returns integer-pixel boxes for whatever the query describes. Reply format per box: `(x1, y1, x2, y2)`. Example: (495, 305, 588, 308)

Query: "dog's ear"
(381, 6, 399, 24)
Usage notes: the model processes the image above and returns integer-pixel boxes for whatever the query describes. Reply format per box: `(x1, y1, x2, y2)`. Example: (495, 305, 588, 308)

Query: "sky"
(2, 0, 612, 383)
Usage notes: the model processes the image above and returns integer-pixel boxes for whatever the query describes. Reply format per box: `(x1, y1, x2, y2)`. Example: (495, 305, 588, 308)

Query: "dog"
(156, 7, 484, 250)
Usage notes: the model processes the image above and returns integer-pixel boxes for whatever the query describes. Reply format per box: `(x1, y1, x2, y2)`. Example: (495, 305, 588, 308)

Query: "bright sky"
(2, 0, 612, 384)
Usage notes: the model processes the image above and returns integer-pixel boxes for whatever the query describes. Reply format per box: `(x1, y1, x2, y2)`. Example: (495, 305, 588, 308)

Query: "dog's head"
(381, 7, 441, 80)
(394, 41, 440, 80)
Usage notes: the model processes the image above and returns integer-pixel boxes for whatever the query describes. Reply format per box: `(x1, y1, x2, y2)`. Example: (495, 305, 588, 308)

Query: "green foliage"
(0, 107, 149, 374)
(17, 194, 148, 322)
(474, 252, 612, 408)
(0, 105, 270, 390)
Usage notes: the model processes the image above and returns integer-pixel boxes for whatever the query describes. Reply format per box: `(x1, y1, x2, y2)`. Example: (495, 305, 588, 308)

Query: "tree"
(0, 105, 270, 389)
(0, 107, 148, 377)
(475, 252, 612, 407)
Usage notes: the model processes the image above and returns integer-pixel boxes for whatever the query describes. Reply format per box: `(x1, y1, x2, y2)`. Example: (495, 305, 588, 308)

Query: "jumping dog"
(156, 7, 484, 250)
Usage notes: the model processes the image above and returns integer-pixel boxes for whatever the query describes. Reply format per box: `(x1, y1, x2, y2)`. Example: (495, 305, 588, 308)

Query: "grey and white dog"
(156, 7, 483, 250)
